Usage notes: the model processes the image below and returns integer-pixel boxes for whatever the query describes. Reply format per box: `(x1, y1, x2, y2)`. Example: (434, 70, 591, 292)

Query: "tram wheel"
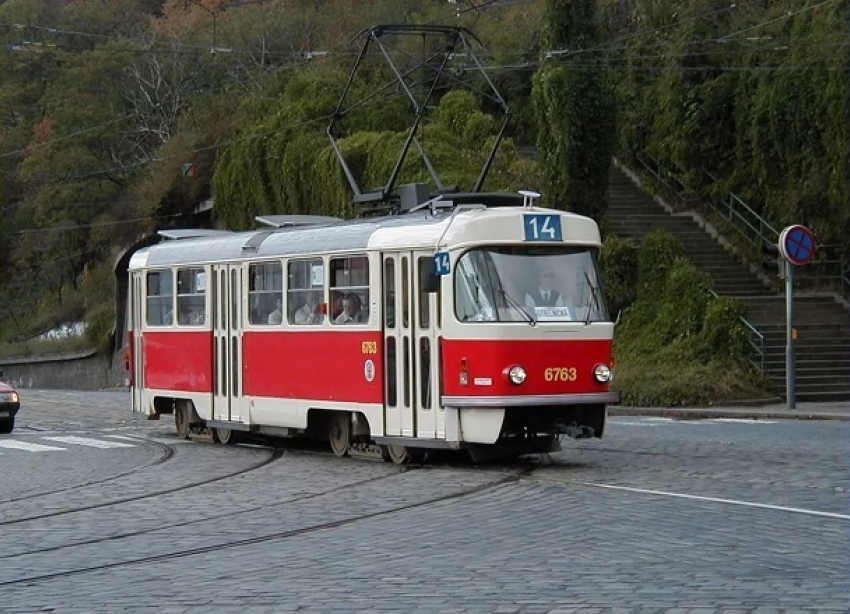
(174, 402, 191, 440)
(384, 444, 413, 465)
(213, 427, 237, 445)
(328, 412, 351, 457)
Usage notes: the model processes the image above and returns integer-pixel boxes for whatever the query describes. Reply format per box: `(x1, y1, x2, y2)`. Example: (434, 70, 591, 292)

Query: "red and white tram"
(126, 195, 617, 462)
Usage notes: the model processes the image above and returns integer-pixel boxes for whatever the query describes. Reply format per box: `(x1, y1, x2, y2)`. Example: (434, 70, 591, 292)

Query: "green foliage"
(213, 87, 528, 226)
(612, 231, 769, 406)
(84, 302, 116, 357)
(636, 230, 685, 299)
(599, 235, 638, 311)
(612, 0, 849, 246)
(532, 0, 617, 219)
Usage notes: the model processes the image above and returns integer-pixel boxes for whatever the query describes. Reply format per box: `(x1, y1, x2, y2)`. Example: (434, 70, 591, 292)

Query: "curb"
(609, 407, 850, 421)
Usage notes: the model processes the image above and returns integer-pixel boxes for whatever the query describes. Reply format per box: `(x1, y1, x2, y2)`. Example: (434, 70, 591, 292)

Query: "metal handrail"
(634, 155, 697, 207)
(708, 289, 765, 372)
(639, 157, 849, 301)
(739, 315, 766, 372)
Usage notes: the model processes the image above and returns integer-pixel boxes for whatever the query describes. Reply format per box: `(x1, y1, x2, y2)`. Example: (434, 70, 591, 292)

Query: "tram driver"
(524, 267, 573, 320)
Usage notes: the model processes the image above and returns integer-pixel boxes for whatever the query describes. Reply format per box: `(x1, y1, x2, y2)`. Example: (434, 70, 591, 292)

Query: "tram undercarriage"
(152, 395, 606, 464)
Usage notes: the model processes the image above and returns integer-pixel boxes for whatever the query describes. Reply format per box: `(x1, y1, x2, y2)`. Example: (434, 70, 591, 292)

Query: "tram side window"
(288, 259, 324, 325)
(177, 268, 207, 326)
(249, 262, 283, 325)
(146, 270, 174, 326)
(330, 255, 369, 325)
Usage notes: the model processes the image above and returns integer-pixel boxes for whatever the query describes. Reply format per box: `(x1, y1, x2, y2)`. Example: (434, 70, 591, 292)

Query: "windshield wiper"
(499, 290, 536, 326)
(584, 271, 600, 325)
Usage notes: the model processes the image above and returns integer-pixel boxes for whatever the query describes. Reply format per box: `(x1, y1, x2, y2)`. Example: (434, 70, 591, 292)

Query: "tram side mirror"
(0, 369, 4, 381)
(420, 265, 440, 293)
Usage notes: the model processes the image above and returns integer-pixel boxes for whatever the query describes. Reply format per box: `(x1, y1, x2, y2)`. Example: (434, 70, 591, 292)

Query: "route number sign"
(523, 214, 562, 242)
(778, 225, 816, 266)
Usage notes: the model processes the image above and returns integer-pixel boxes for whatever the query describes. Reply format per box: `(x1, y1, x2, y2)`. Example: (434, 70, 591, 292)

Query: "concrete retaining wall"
(0, 350, 128, 391)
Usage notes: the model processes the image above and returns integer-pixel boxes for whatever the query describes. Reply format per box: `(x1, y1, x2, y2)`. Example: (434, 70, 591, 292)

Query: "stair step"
(607, 165, 850, 396)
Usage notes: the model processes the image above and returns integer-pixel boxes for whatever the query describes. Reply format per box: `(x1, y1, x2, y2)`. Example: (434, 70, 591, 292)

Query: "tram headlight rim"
(506, 365, 527, 385)
(593, 363, 612, 383)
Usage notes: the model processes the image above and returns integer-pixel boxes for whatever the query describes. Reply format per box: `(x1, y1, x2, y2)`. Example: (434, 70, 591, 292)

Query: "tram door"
(211, 264, 244, 423)
(382, 252, 442, 439)
(130, 271, 144, 412)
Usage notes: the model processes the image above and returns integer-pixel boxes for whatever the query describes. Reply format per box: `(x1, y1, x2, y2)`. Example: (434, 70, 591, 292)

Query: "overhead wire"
(0, 0, 842, 231)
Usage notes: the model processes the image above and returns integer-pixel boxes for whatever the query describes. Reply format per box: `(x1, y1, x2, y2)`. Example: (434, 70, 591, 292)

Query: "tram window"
(420, 337, 431, 409)
(402, 336, 410, 407)
(417, 257, 430, 329)
(248, 262, 283, 325)
(146, 270, 174, 326)
(330, 255, 370, 325)
(230, 269, 239, 330)
(453, 246, 608, 323)
(176, 268, 206, 326)
(386, 337, 397, 407)
(384, 258, 395, 329)
(288, 259, 324, 325)
(401, 257, 409, 328)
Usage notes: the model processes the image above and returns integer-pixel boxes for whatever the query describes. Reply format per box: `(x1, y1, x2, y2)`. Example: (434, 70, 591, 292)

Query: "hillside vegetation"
(0, 0, 845, 404)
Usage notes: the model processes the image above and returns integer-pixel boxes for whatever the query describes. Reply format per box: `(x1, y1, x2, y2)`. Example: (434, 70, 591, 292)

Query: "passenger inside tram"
(330, 291, 344, 320)
(268, 298, 283, 325)
(334, 293, 367, 324)
(294, 292, 322, 324)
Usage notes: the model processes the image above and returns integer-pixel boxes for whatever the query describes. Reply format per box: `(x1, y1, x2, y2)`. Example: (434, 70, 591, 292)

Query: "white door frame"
(382, 252, 442, 439)
(212, 264, 244, 422)
(131, 272, 144, 413)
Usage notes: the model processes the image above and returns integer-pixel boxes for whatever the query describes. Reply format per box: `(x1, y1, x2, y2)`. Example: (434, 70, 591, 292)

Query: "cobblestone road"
(0, 391, 846, 613)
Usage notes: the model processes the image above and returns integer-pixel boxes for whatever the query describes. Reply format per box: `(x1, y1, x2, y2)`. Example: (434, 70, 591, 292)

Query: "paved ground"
(0, 390, 847, 613)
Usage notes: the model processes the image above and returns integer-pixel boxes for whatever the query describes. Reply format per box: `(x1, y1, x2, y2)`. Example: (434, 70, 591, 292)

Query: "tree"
(532, 0, 616, 219)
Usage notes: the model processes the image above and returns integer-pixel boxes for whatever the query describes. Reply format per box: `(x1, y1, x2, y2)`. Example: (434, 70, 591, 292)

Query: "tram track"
(0, 445, 283, 526)
(0, 435, 176, 506)
(0, 454, 542, 587)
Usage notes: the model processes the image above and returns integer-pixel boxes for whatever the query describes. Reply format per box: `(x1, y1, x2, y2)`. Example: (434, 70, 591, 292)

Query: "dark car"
(0, 379, 20, 434)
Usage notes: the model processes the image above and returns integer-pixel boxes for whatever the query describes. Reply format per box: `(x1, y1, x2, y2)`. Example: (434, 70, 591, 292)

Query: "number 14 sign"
(523, 214, 562, 242)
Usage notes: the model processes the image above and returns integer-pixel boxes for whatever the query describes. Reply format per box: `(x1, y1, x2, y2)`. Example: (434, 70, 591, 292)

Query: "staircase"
(605, 163, 850, 402)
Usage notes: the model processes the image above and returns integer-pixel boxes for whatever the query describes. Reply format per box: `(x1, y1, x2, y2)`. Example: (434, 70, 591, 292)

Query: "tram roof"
(129, 205, 601, 270)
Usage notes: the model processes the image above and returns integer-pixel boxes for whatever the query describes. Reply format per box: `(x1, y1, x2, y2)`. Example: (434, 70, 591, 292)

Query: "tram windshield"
(454, 246, 608, 323)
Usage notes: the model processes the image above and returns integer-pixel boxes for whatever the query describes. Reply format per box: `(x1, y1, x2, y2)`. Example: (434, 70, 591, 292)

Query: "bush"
(600, 235, 638, 313)
(611, 231, 771, 406)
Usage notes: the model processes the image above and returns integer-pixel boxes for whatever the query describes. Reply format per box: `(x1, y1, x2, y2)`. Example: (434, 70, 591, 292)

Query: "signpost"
(777, 225, 817, 409)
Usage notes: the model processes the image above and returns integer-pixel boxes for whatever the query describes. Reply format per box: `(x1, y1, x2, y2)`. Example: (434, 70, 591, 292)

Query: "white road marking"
(42, 436, 135, 449)
(0, 440, 66, 452)
(609, 417, 776, 426)
(710, 418, 776, 424)
(585, 482, 850, 521)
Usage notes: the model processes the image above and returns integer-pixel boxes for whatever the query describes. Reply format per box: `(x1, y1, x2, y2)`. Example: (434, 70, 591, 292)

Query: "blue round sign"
(778, 225, 816, 265)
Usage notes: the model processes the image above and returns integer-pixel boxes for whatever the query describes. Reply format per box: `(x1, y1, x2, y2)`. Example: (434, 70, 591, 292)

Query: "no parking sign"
(778, 225, 816, 265)
(777, 224, 817, 411)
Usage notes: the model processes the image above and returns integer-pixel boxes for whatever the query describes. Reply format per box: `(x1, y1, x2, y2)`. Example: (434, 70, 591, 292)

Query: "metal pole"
(785, 263, 795, 409)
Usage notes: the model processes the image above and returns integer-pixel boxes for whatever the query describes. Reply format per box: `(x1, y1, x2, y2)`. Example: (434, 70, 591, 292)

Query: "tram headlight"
(506, 365, 527, 385)
(593, 363, 612, 383)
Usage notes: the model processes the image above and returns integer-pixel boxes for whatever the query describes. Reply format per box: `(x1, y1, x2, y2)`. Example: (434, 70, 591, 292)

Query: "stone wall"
(0, 350, 128, 391)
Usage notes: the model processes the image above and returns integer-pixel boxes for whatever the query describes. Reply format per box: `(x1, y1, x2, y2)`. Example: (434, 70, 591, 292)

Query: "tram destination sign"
(778, 225, 816, 265)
